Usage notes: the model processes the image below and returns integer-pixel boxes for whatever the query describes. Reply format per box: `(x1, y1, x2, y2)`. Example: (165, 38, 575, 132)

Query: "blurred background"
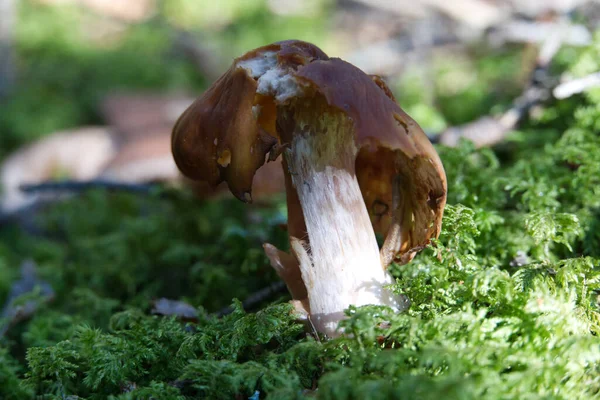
(1, 0, 600, 312)
(2, 0, 600, 214)
(3, 2, 600, 397)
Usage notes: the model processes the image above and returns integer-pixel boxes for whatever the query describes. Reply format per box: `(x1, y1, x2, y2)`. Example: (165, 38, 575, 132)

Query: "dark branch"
(19, 179, 157, 194)
(216, 281, 287, 317)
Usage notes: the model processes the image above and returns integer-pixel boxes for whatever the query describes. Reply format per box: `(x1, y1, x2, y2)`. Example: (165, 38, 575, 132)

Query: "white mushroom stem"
(285, 112, 405, 337)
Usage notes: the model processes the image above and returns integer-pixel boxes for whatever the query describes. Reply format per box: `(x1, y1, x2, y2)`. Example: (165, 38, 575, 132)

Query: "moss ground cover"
(2, 3, 600, 399)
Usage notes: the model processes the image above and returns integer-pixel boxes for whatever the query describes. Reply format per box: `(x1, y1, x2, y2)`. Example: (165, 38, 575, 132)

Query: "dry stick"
(436, 19, 567, 148)
(351, 0, 504, 29)
(490, 19, 591, 47)
(553, 71, 600, 99)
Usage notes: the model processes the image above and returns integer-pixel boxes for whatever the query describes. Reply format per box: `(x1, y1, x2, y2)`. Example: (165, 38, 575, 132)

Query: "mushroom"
(172, 40, 447, 337)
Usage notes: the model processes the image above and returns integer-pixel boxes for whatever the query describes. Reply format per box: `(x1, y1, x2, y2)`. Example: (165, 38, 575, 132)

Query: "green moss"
(4, 4, 600, 399)
(7, 103, 600, 398)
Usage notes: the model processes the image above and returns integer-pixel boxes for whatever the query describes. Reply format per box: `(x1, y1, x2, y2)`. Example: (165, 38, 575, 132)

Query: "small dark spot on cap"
(372, 200, 389, 217)
(427, 190, 444, 209)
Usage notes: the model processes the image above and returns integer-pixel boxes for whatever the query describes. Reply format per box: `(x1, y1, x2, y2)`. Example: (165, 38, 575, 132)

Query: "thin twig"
(19, 179, 157, 194)
(553, 72, 600, 99)
(216, 281, 287, 317)
(489, 20, 591, 47)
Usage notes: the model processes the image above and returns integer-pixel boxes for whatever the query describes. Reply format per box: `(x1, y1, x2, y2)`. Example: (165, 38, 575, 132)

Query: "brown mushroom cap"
(172, 40, 447, 263)
(171, 65, 278, 202)
(171, 40, 328, 202)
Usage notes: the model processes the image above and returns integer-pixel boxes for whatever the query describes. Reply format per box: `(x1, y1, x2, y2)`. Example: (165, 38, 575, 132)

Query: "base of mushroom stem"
(289, 297, 410, 339)
(264, 244, 411, 337)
